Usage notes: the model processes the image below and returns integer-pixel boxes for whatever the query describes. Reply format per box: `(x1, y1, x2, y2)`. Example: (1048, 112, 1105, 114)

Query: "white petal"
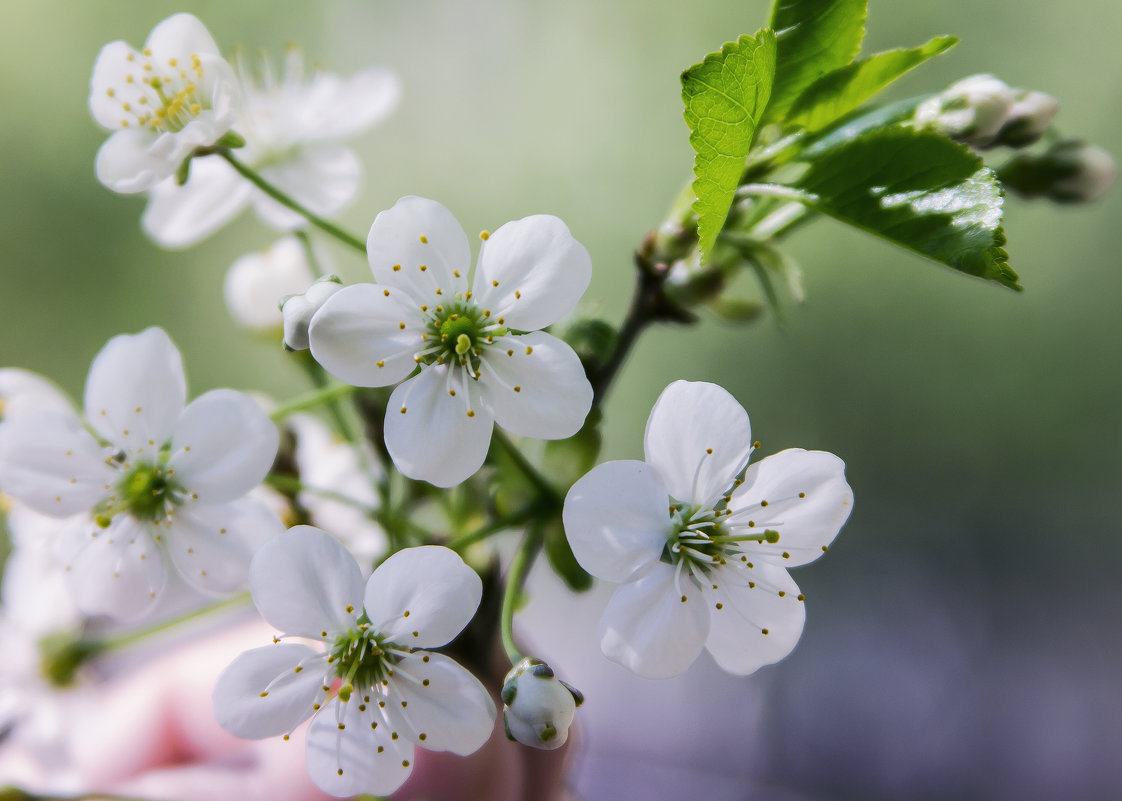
(643, 380, 752, 507)
(729, 449, 854, 568)
(66, 517, 166, 620)
(301, 67, 401, 141)
(89, 41, 141, 130)
(223, 237, 317, 330)
(0, 411, 114, 516)
(383, 652, 495, 755)
(306, 699, 414, 797)
(364, 546, 481, 648)
(702, 561, 806, 675)
(471, 215, 592, 331)
(384, 366, 494, 487)
(253, 144, 362, 230)
(212, 643, 323, 738)
(308, 283, 426, 387)
(166, 498, 284, 596)
(142, 157, 252, 249)
(599, 561, 710, 679)
(562, 460, 669, 582)
(248, 525, 364, 637)
(366, 197, 470, 298)
(167, 389, 278, 504)
(479, 331, 592, 439)
(0, 368, 72, 420)
(85, 327, 186, 455)
(95, 128, 173, 194)
(144, 13, 221, 59)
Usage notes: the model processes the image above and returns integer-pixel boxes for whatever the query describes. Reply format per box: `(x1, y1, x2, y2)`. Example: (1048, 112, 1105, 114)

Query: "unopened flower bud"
(995, 90, 1060, 147)
(502, 657, 583, 750)
(225, 237, 319, 332)
(281, 275, 344, 350)
(914, 73, 1015, 148)
(999, 140, 1117, 204)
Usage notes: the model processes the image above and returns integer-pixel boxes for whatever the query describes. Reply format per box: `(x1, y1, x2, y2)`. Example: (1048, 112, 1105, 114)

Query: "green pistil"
(109, 461, 182, 522)
(424, 298, 507, 368)
(330, 625, 398, 693)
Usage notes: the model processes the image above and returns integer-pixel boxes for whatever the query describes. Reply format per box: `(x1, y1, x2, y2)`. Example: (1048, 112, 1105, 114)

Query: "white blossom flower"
(308, 196, 594, 487)
(0, 328, 282, 620)
(142, 47, 400, 248)
(501, 657, 582, 750)
(562, 380, 853, 679)
(89, 14, 239, 193)
(0, 369, 73, 422)
(224, 237, 322, 333)
(288, 413, 387, 568)
(282, 277, 344, 351)
(212, 527, 494, 797)
(914, 73, 1015, 148)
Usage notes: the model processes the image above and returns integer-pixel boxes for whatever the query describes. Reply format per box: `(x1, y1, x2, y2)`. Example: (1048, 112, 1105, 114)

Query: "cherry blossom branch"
(500, 524, 545, 665)
(216, 150, 367, 253)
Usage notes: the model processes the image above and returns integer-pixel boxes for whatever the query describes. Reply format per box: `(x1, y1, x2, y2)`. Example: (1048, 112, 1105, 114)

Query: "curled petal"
(384, 366, 494, 487)
(366, 196, 470, 297)
(383, 652, 495, 755)
(563, 460, 669, 582)
(212, 643, 324, 739)
(364, 546, 482, 648)
(168, 389, 278, 504)
(85, 327, 186, 456)
(471, 214, 592, 331)
(309, 283, 426, 387)
(302, 67, 401, 141)
(306, 699, 414, 797)
(644, 380, 752, 507)
(702, 561, 806, 675)
(729, 448, 853, 568)
(248, 526, 364, 637)
(66, 517, 166, 620)
(599, 561, 710, 679)
(479, 331, 592, 440)
(0, 411, 114, 516)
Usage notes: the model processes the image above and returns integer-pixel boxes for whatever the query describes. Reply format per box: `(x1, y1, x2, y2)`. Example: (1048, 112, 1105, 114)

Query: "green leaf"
(795, 128, 1019, 289)
(764, 0, 867, 124)
(787, 36, 957, 132)
(682, 30, 777, 264)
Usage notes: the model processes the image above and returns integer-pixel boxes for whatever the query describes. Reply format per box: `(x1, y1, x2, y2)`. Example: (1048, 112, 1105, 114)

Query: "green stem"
(445, 504, 547, 552)
(500, 526, 545, 665)
(269, 381, 357, 421)
(295, 229, 327, 278)
(98, 593, 250, 652)
(218, 151, 366, 253)
(492, 430, 562, 505)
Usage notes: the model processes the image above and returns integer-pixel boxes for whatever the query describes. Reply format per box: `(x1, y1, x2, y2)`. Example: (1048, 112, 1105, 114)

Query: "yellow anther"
(143, 48, 152, 56)
(393, 264, 401, 271)
(513, 386, 521, 393)
(479, 230, 490, 240)
(466, 410, 475, 418)
(525, 346, 533, 355)
(419, 264, 427, 272)
(419, 234, 428, 243)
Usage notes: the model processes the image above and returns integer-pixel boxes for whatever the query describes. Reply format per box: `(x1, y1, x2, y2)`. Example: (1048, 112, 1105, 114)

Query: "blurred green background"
(1, 1, 1119, 799)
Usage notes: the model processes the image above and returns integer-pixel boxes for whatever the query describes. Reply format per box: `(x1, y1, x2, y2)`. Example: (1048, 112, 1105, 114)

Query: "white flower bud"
(914, 73, 1015, 147)
(996, 90, 1060, 147)
(501, 658, 583, 750)
(224, 237, 319, 331)
(1048, 142, 1117, 203)
(281, 276, 344, 350)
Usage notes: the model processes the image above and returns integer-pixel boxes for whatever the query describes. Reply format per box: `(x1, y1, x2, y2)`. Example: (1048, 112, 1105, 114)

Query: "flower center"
(108, 50, 209, 132)
(420, 298, 508, 371)
(329, 623, 398, 699)
(98, 459, 183, 526)
(663, 502, 778, 572)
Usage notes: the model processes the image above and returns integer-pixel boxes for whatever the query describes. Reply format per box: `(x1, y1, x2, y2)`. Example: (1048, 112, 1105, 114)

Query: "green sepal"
(216, 130, 246, 149)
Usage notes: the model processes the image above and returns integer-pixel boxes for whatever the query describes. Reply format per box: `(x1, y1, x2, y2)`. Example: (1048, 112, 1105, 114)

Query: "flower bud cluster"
(914, 74, 1059, 149)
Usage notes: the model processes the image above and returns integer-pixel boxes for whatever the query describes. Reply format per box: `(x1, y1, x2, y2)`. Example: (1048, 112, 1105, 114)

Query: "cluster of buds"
(914, 74, 1059, 149)
(999, 140, 1117, 204)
